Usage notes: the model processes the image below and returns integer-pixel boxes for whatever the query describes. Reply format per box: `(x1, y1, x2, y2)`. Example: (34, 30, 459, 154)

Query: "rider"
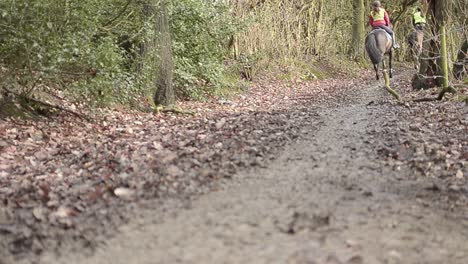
(368, 1, 400, 49)
(412, 7, 427, 30)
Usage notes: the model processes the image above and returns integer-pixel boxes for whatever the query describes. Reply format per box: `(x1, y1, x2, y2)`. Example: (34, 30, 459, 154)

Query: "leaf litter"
(1, 68, 467, 262)
(0, 72, 374, 260)
(371, 76, 468, 209)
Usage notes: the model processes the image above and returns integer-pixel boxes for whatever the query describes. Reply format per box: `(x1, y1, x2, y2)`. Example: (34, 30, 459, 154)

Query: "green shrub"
(170, 0, 238, 98)
(0, 0, 242, 107)
(0, 0, 144, 104)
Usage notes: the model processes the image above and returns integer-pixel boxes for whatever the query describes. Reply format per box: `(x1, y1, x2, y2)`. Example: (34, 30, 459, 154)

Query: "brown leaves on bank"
(373, 78, 468, 207)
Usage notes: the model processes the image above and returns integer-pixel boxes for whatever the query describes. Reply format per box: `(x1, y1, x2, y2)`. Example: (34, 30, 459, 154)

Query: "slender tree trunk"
(434, 1, 452, 87)
(315, 0, 325, 59)
(154, 0, 175, 106)
(454, 40, 467, 80)
(349, 0, 365, 59)
(436, 23, 458, 100)
(440, 22, 449, 88)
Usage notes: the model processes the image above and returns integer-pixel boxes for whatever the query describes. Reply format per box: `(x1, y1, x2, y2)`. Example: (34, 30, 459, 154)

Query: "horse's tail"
(366, 33, 383, 65)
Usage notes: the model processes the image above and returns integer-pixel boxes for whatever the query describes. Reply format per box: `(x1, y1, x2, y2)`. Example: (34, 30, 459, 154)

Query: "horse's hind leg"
(389, 50, 393, 78)
(410, 46, 418, 69)
(412, 49, 419, 69)
(415, 46, 422, 70)
(374, 64, 379, 80)
(413, 53, 418, 69)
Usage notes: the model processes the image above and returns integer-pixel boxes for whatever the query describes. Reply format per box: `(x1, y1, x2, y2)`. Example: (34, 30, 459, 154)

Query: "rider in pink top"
(368, 1, 399, 49)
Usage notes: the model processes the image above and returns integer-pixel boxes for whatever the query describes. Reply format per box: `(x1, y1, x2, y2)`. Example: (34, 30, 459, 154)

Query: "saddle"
(370, 28, 392, 42)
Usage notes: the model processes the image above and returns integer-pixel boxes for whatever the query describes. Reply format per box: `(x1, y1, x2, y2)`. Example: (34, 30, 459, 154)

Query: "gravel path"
(38, 77, 468, 264)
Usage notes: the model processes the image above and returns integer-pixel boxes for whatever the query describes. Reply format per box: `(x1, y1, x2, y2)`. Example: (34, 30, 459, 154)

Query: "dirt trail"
(39, 79, 468, 264)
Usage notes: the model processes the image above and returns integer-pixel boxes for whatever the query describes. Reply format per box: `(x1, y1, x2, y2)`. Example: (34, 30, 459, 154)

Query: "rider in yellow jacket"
(412, 7, 427, 30)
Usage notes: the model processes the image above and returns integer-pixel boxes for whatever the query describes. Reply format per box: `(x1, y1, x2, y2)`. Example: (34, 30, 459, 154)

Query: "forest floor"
(1, 66, 467, 264)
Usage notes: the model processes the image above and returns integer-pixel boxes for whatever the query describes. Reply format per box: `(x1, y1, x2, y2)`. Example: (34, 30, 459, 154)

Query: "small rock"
(114, 188, 135, 200)
(118, 172, 130, 180)
(161, 152, 178, 164)
(0, 140, 8, 148)
(425, 183, 441, 192)
(455, 170, 464, 179)
(33, 207, 46, 221)
(197, 134, 207, 140)
(34, 151, 48, 161)
(345, 239, 362, 250)
(217, 99, 231, 105)
(166, 165, 183, 178)
(449, 185, 461, 192)
(325, 254, 343, 264)
(7, 128, 18, 135)
(215, 118, 226, 129)
(386, 250, 402, 264)
(153, 142, 163, 150)
(347, 255, 364, 264)
(46, 200, 60, 208)
(51, 206, 73, 219)
(199, 168, 213, 178)
(0, 208, 12, 224)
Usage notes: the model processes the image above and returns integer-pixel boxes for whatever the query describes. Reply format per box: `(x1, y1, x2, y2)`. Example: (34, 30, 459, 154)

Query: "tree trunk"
(440, 22, 449, 88)
(154, 0, 175, 106)
(454, 40, 467, 80)
(411, 0, 450, 89)
(349, 0, 365, 59)
(136, 2, 154, 74)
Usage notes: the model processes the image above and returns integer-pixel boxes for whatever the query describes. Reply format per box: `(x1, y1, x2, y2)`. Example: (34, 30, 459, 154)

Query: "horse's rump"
(365, 29, 391, 64)
(407, 30, 423, 46)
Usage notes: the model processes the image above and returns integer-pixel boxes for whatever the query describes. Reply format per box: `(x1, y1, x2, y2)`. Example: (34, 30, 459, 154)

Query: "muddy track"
(32, 74, 468, 264)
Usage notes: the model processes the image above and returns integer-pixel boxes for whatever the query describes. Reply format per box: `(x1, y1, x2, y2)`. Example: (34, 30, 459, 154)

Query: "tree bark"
(411, 0, 450, 89)
(136, 2, 154, 74)
(440, 22, 449, 88)
(454, 40, 467, 80)
(154, 0, 175, 106)
(349, 0, 365, 59)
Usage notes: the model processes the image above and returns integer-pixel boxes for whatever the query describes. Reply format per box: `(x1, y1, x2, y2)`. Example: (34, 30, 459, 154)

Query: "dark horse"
(365, 29, 393, 80)
(407, 25, 425, 70)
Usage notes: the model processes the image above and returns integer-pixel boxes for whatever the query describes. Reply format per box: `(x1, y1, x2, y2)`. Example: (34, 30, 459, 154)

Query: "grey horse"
(365, 29, 394, 80)
(407, 25, 425, 70)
